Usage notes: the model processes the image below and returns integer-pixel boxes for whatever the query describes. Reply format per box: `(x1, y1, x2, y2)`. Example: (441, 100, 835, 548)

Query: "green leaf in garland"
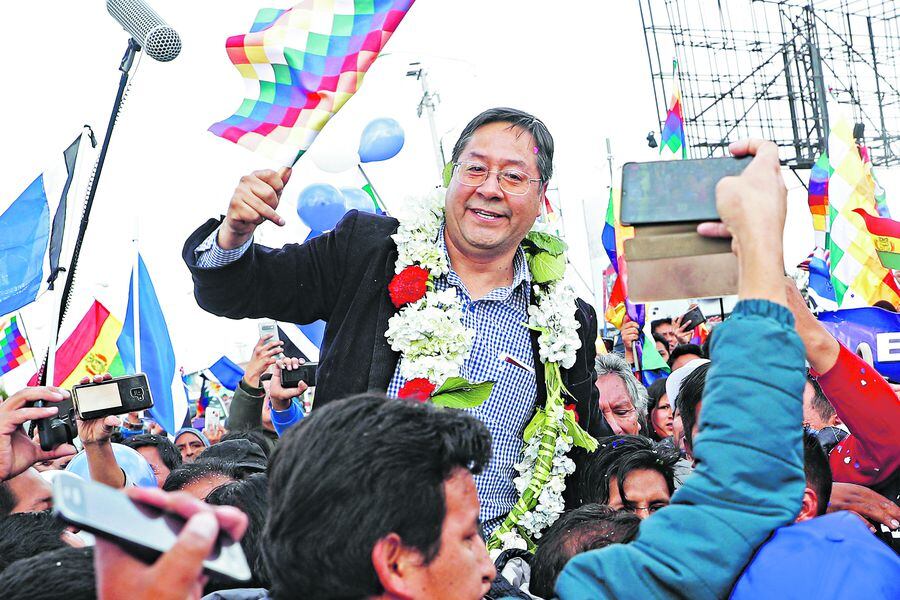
(524, 231, 568, 256)
(522, 408, 547, 441)
(430, 379, 493, 409)
(563, 409, 599, 452)
(526, 251, 566, 284)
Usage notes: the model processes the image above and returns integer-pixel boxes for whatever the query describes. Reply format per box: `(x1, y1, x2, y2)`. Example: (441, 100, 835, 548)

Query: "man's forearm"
(84, 441, 125, 488)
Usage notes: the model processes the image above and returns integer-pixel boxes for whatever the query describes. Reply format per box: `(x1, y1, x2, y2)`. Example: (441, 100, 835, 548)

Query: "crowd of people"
(0, 108, 898, 599)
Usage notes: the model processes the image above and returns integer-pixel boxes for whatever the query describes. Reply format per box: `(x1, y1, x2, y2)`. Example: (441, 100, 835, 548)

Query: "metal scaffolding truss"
(639, 0, 900, 168)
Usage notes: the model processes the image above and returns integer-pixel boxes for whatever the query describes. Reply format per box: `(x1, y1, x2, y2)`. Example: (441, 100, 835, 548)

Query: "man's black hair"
(651, 332, 668, 351)
(667, 343, 705, 368)
(121, 433, 182, 471)
(206, 473, 270, 591)
(530, 504, 640, 599)
(162, 458, 240, 493)
(577, 435, 679, 506)
(451, 107, 554, 184)
(676, 362, 710, 453)
(262, 393, 491, 600)
(804, 374, 837, 425)
(803, 428, 833, 516)
(0, 511, 67, 572)
(220, 427, 275, 459)
(0, 546, 95, 599)
(0, 481, 15, 518)
(650, 318, 672, 335)
(645, 378, 669, 442)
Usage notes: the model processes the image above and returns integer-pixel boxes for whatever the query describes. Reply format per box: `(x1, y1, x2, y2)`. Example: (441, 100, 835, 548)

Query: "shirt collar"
(437, 221, 532, 295)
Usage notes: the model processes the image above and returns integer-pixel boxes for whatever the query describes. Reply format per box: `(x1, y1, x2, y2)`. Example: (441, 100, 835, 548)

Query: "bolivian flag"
(31, 300, 125, 388)
(854, 209, 900, 270)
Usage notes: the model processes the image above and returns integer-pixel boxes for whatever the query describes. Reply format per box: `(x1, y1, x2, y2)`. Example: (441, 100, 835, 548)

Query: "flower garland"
(385, 190, 598, 548)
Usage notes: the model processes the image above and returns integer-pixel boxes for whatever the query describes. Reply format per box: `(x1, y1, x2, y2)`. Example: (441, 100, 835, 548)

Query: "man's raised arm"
(556, 140, 807, 600)
(183, 168, 354, 325)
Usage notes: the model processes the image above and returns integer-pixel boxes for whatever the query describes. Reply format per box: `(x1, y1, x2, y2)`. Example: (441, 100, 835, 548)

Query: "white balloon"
(308, 137, 360, 173)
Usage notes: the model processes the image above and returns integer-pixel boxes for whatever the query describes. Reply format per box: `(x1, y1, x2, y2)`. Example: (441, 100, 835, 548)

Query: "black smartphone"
(620, 156, 752, 225)
(53, 472, 251, 581)
(71, 373, 154, 420)
(262, 362, 318, 388)
(680, 306, 707, 331)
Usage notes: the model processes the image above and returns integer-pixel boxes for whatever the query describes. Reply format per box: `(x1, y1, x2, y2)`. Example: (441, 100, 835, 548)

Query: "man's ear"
(795, 487, 819, 523)
(371, 533, 418, 600)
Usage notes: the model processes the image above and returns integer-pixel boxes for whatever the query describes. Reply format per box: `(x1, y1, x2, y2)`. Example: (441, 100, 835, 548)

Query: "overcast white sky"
(2, 1, 895, 388)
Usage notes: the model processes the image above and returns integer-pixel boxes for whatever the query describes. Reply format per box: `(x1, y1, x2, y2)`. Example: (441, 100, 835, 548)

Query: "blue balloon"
(358, 118, 405, 163)
(341, 187, 377, 214)
(296, 183, 347, 232)
(66, 443, 158, 488)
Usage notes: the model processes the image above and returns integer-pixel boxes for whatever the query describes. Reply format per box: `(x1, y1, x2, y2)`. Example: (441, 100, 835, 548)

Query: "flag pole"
(357, 164, 391, 215)
(14, 312, 41, 376)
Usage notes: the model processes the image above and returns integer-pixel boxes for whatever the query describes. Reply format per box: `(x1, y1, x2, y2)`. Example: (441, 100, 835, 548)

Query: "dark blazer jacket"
(183, 210, 612, 443)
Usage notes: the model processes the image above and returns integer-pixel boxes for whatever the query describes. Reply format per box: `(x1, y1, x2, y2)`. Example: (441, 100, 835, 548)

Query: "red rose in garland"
(388, 265, 430, 308)
(564, 403, 579, 424)
(398, 378, 436, 402)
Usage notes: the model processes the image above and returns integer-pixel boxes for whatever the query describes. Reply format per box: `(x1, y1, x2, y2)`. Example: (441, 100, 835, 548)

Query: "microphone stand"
(44, 38, 141, 385)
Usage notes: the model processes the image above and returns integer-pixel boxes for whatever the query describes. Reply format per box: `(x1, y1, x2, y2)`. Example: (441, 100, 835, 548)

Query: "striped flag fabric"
(30, 300, 126, 388)
(0, 133, 85, 316)
(805, 153, 837, 308)
(853, 209, 900, 270)
(0, 315, 33, 376)
(209, 0, 416, 166)
(826, 115, 900, 308)
(117, 254, 188, 436)
(659, 61, 686, 159)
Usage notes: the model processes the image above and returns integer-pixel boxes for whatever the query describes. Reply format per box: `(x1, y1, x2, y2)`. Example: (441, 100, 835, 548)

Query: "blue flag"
(208, 356, 244, 391)
(117, 254, 187, 436)
(0, 133, 84, 315)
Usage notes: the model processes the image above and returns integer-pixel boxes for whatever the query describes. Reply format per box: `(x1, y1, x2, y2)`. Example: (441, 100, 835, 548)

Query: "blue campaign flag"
(818, 306, 900, 382)
(0, 134, 84, 316)
(208, 356, 244, 391)
(117, 254, 187, 436)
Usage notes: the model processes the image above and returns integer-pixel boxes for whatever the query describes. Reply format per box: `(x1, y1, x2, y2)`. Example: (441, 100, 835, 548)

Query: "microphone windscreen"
(106, 0, 182, 62)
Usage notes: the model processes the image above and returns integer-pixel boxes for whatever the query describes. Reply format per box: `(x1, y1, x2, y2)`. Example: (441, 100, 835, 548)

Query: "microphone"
(106, 0, 182, 62)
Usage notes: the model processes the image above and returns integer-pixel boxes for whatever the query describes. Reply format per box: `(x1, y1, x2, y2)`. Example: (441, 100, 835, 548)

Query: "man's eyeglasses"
(453, 161, 541, 196)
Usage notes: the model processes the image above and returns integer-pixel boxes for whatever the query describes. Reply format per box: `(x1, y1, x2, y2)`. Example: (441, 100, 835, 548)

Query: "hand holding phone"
(55, 474, 251, 594)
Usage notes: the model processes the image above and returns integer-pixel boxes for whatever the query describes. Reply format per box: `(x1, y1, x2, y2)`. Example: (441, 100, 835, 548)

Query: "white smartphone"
(258, 319, 278, 343)
(53, 473, 251, 581)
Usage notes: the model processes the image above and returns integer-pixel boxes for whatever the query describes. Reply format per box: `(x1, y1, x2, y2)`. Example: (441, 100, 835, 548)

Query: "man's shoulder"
(337, 209, 400, 246)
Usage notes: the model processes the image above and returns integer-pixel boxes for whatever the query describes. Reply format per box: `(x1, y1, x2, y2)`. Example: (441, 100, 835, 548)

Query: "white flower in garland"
(385, 288, 474, 385)
(528, 277, 582, 369)
(391, 188, 448, 276)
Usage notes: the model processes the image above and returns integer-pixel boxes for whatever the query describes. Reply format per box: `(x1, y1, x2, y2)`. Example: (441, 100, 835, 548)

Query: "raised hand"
(219, 167, 292, 250)
(269, 357, 309, 411)
(244, 335, 285, 388)
(0, 386, 76, 481)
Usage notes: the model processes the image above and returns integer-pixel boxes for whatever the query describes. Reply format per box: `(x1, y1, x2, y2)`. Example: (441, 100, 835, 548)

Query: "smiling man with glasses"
(184, 107, 613, 536)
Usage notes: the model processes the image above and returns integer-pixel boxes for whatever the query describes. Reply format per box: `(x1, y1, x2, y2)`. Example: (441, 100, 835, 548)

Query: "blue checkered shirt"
(195, 224, 538, 534)
(387, 225, 535, 534)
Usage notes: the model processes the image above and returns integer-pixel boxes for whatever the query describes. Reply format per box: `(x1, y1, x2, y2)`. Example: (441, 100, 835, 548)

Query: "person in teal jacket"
(556, 139, 807, 600)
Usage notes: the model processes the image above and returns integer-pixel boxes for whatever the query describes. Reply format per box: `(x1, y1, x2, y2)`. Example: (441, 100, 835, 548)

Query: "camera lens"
(130, 388, 144, 399)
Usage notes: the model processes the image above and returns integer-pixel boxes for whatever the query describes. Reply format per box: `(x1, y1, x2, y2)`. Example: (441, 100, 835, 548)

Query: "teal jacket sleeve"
(556, 300, 807, 600)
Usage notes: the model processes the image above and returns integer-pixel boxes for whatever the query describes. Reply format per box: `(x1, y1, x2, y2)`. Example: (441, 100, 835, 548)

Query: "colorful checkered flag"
(210, 0, 416, 166)
(0, 314, 33, 376)
(826, 114, 900, 307)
